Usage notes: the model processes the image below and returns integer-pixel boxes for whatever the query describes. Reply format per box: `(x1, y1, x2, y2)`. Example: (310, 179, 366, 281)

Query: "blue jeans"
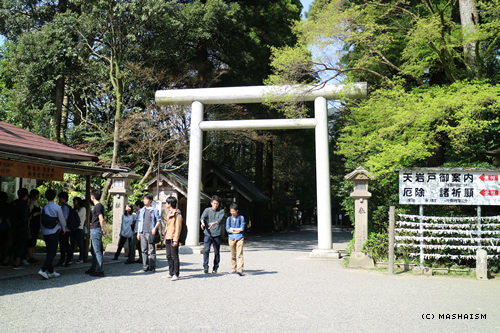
(90, 228, 103, 273)
(41, 231, 59, 273)
(203, 235, 221, 271)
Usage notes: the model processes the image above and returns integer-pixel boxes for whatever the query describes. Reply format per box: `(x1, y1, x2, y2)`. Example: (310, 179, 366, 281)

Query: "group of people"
(113, 194, 183, 280)
(39, 189, 105, 279)
(0, 188, 34, 269)
(201, 195, 246, 276)
(0, 186, 107, 279)
(0, 188, 247, 281)
(112, 194, 246, 280)
(0, 188, 84, 271)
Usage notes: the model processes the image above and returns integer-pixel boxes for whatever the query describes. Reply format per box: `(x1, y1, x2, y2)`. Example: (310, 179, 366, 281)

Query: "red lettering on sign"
(479, 174, 499, 182)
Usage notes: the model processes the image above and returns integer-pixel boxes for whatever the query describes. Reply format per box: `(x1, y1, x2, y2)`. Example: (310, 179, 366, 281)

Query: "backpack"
(64, 203, 81, 231)
(175, 212, 188, 244)
(41, 207, 59, 229)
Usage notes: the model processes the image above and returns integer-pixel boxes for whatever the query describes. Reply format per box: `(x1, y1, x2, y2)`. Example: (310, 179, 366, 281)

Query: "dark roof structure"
(205, 160, 271, 203)
(0, 121, 98, 162)
(0, 121, 128, 176)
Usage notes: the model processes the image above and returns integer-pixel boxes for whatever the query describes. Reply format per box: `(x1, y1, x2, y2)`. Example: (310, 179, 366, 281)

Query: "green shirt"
(200, 207, 225, 237)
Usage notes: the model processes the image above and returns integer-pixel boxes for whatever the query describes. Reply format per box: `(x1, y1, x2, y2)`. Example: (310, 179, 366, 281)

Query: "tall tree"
(267, 0, 500, 229)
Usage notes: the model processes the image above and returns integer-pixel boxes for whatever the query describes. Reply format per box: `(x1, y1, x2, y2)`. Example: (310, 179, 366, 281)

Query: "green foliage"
(127, 182, 148, 209)
(338, 81, 500, 181)
(269, 0, 500, 90)
(489, 257, 500, 274)
(362, 232, 389, 262)
(345, 236, 355, 256)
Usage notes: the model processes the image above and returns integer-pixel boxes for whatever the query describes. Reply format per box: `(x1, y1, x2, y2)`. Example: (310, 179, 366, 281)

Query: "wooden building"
(202, 160, 271, 232)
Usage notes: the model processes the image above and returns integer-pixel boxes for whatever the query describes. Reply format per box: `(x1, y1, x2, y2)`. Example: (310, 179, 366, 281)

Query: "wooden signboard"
(0, 159, 64, 181)
(399, 167, 500, 206)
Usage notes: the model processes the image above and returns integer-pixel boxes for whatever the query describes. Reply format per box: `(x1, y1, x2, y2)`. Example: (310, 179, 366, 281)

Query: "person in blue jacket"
(225, 203, 245, 276)
(136, 193, 161, 272)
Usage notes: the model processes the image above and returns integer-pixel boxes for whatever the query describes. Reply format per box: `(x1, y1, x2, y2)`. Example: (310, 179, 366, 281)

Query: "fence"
(394, 214, 500, 265)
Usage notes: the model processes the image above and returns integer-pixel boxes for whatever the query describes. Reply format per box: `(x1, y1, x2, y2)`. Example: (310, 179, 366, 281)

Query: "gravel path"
(0, 226, 499, 332)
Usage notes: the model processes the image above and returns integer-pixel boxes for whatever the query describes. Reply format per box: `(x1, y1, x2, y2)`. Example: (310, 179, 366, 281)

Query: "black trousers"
(58, 231, 73, 263)
(165, 239, 180, 277)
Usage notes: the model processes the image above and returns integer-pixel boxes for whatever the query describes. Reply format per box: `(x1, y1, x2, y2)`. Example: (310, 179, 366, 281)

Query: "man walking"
(226, 203, 246, 276)
(85, 190, 106, 277)
(200, 195, 225, 274)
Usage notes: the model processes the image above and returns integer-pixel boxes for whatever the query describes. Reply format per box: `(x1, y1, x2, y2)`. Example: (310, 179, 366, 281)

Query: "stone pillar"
(104, 172, 139, 255)
(476, 249, 488, 280)
(345, 167, 375, 268)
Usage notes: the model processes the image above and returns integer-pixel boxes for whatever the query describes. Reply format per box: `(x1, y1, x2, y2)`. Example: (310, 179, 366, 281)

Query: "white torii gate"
(155, 83, 367, 257)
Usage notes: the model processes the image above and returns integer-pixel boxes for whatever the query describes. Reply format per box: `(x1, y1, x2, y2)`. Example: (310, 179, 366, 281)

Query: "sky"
(300, 0, 314, 18)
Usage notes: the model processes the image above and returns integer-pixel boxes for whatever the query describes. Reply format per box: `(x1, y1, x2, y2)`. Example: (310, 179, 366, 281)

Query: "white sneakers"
(48, 271, 60, 278)
(38, 269, 60, 279)
(171, 275, 178, 281)
(38, 269, 48, 280)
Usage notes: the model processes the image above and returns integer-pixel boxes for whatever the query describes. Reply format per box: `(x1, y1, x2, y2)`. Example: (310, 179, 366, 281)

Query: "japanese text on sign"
(399, 168, 500, 206)
(0, 159, 64, 181)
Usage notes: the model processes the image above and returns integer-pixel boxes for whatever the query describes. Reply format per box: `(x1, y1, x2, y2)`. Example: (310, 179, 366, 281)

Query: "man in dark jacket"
(200, 195, 225, 274)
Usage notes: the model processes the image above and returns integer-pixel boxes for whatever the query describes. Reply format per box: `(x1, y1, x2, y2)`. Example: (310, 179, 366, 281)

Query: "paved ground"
(0, 225, 499, 332)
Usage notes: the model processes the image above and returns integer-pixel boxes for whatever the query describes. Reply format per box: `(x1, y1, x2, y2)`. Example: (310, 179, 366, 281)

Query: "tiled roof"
(0, 121, 98, 162)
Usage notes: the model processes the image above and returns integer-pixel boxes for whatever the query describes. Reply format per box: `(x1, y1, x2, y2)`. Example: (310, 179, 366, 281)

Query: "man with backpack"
(56, 192, 73, 267)
(164, 196, 183, 281)
(226, 203, 246, 276)
(38, 189, 67, 279)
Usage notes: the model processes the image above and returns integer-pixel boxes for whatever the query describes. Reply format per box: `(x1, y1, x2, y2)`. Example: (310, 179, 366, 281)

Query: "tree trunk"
(111, 63, 124, 169)
(53, 76, 65, 142)
(60, 88, 69, 142)
(73, 91, 86, 126)
(459, 0, 479, 77)
(138, 161, 156, 187)
(103, 58, 125, 205)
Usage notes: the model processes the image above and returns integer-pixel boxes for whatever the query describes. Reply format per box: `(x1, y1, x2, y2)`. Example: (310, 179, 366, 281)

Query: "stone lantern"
(104, 171, 140, 254)
(345, 166, 374, 268)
